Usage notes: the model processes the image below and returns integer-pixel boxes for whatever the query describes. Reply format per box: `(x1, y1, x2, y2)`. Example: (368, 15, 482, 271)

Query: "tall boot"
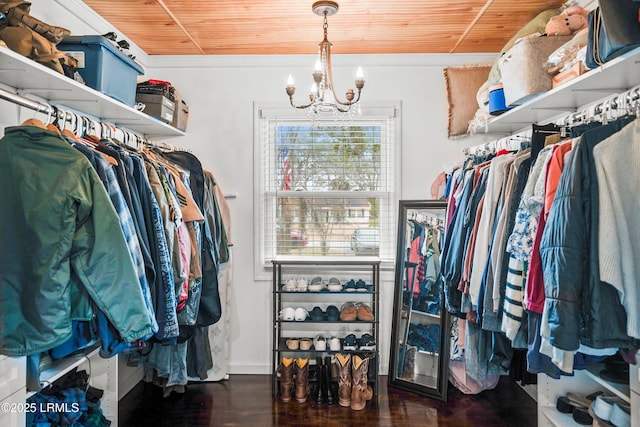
(350, 355, 373, 411)
(294, 358, 310, 403)
(323, 356, 335, 404)
(278, 357, 294, 402)
(336, 353, 351, 407)
(315, 356, 325, 403)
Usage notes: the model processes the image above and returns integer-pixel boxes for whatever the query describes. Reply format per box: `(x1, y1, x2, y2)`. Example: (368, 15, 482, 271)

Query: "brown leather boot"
(278, 357, 294, 402)
(336, 353, 351, 407)
(350, 355, 372, 410)
(294, 358, 310, 403)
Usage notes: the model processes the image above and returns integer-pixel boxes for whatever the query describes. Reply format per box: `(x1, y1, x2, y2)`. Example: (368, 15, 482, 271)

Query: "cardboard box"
(136, 92, 175, 123)
(172, 99, 189, 132)
(552, 62, 586, 88)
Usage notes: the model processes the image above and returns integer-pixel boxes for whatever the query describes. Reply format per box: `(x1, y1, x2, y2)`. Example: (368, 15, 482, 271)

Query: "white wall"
(3, 1, 499, 375)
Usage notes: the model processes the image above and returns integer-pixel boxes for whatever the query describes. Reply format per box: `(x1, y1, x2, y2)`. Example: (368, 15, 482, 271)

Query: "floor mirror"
(388, 200, 449, 400)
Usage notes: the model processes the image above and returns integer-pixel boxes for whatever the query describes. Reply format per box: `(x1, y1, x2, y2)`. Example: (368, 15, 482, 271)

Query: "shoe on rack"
(591, 395, 631, 424)
(286, 338, 300, 351)
(327, 277, 343, 292)
(328, 336, 341, 351)
(314, 335, 327, 351)
(308, 276, 326, 292)
(355, 279, 368, 292)
(356, 303, 375, 321)
(294, 307, 309, 321)
(343, 279, 357, 292)
(299, 338, 313, 351)
(309, 306, 325, 321)
(343, 334, 358, 351)
(339, 302, 357, 321)
(296, 278, 308, 292)
(279, 307, 295, 321)
(358, 333, 376, 351)
(326, 305, 340, 321)
(283, 279, 297, 292)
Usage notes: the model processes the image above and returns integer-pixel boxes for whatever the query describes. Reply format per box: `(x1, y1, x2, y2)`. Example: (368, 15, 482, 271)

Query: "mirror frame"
(388, 199, 449, 400)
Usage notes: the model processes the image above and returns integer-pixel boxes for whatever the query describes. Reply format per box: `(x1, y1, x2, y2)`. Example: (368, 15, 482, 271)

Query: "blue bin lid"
(60, 35, 144, 75)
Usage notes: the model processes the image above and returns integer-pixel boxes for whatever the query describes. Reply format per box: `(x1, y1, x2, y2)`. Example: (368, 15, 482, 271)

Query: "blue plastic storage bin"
(58, 36, 144, 106)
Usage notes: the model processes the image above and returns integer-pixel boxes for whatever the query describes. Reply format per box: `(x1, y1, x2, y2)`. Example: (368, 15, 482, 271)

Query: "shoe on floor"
(591, 395, 630, 424)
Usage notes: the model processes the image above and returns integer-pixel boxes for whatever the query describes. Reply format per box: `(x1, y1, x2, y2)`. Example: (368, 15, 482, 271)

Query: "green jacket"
(0, 125, 155, 356)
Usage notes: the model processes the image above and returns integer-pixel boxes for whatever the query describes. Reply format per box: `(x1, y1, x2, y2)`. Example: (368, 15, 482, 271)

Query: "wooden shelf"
(482, 46, 640, 134)
(0, 46, 184, 139)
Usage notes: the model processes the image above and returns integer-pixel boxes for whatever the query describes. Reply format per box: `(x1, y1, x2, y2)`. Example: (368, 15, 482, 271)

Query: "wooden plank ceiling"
(82, 0, 567, 55)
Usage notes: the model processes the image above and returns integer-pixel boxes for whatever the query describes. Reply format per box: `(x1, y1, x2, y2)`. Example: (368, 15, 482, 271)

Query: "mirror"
(388, 200, 449, 400)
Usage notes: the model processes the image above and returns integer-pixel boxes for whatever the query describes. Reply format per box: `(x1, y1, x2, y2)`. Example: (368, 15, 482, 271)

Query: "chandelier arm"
(289, 96, 315, 109)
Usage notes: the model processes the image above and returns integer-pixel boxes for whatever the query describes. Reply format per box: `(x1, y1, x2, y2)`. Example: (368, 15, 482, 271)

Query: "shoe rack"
(271, 258, 380, 405)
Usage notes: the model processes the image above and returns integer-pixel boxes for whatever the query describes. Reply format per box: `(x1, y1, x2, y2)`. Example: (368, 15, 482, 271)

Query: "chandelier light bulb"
(287, 75, 295, 87)
(314, 59, 322, 72)
(356, 66, 364, 79)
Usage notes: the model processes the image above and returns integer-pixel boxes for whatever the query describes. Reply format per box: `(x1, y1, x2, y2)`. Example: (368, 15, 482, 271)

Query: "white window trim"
(253, 101, 402, 280)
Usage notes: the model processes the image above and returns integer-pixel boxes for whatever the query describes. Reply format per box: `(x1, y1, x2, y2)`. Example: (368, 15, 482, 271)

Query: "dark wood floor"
(119, 375, 537, 426)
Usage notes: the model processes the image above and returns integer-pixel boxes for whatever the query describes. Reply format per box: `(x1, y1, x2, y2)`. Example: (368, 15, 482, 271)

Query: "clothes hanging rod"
(0, 86, 52, 115)
(465, 84, 640, 157)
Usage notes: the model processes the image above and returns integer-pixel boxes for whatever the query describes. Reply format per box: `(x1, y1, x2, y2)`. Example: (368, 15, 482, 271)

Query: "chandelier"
(286, 1, 364, 114)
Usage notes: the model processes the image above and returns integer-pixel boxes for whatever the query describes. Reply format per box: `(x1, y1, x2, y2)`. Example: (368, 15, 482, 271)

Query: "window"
(255, 103, 400, 269)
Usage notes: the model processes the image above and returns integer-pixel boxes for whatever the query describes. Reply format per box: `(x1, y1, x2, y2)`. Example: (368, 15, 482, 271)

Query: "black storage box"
(136, 92, 175, 124)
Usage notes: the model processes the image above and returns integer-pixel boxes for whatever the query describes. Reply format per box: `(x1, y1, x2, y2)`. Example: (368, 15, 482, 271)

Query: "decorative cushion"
(444, 64, 491, 138)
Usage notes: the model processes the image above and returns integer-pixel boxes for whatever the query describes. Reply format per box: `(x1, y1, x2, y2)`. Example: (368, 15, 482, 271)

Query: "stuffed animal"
(545, 6, 589, 36)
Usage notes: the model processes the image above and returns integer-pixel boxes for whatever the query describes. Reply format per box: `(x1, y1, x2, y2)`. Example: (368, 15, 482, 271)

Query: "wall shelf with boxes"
(271, 258, 380, 405)
(483, 45, 640, 135)
(0, 45, 184, 139)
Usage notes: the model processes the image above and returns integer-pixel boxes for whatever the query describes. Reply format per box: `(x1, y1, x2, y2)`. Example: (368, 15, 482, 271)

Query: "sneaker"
(279, 307, 295, 321)
(308, 276, 326, 292)
(296, 278, 308, 292)
(328, 336, 341, 351)
(294, 307, 309, 321)
(342, 334, 358, 351)
(309, 306, 325, 321)
(343, 279, 357, 292)
(355, 279, 368, 292)
(358, 334, 376, 350)
(313, 335, 327, 351)
(356, 303, 375, 321)
(326, 305, 340, 321)
(283, 279, 297, 292)
(339, 302, 357, 321)
(327, 277, 343, 292)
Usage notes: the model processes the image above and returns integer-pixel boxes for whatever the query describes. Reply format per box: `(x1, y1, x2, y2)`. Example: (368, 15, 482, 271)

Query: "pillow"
(444, 64, 491, 138)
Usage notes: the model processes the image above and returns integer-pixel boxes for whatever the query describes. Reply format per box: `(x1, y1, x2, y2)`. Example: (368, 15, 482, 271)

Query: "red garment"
(544, 141, 572, 218)
(525, 213, 546, 314)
